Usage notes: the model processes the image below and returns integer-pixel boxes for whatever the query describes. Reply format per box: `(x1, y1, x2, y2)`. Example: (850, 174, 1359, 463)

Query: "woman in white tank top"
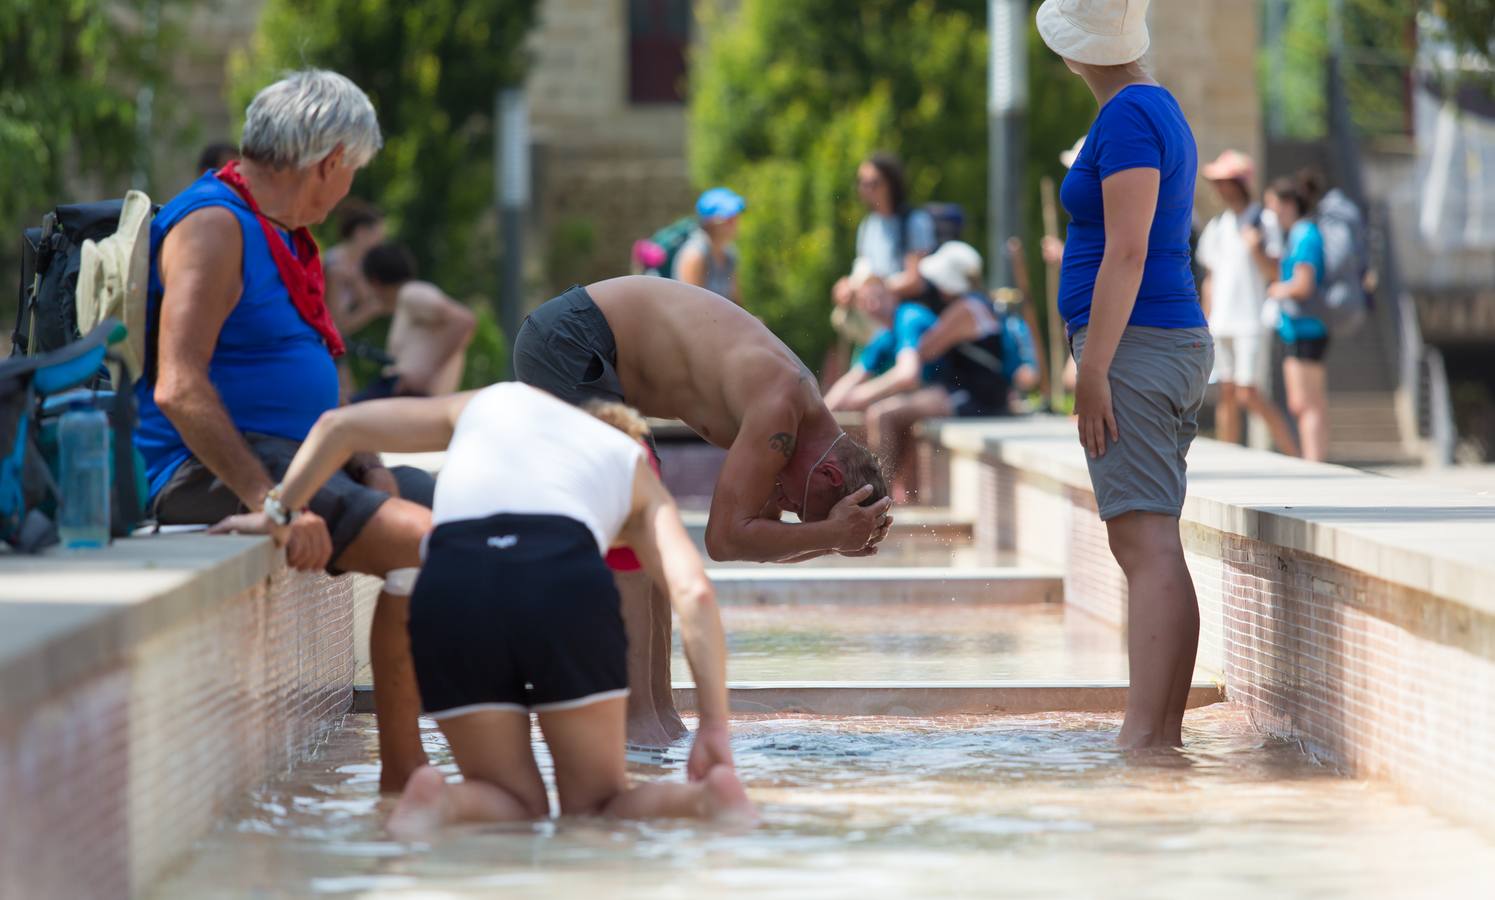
(211, 383, 754, 831)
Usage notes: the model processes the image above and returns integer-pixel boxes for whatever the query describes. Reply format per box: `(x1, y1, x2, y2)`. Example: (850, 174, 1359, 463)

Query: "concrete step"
(706, 567, 1063, 606)
(352, 681, 1225, 716)
(676, 681, 1225, 715)
(1327, 440, 1423, 467)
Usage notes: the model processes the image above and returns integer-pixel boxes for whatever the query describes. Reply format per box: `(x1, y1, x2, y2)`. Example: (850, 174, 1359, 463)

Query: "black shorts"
(513, 284, 661, 462)
(513, 285, 627, 407)
(1283, 335, 1330, 362)
(408, 513, 629, 719)
(151, 432, 436, 572)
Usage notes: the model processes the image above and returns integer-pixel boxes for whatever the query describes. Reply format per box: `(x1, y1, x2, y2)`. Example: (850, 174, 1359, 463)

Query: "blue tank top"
(135, 172, 341, 498)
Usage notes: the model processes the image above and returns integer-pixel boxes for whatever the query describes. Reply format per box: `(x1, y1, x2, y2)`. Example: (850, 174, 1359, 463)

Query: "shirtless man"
(352, 242, 477, 400)
(325, 199, 389, 397)
(514, 276, 893, 746)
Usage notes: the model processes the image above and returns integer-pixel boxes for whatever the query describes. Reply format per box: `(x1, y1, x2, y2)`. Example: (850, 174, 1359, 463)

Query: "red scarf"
(215, 161, 345, 357)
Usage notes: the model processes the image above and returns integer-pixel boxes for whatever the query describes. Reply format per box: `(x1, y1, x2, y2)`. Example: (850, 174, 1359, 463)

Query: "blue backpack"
(0, 320, 145, 552)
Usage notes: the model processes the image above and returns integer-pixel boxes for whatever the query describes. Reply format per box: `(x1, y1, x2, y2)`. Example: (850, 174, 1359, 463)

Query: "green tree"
(690, 0, 1092, 369)
(0, 0, 178, 334)
(231, 0, 540, 305)
(1264, 0, 1494, 141)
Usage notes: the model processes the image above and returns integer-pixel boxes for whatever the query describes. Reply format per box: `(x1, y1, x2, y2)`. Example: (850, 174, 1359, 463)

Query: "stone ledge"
(0, 534, 278, 716)
(924, 416, 1495, 617)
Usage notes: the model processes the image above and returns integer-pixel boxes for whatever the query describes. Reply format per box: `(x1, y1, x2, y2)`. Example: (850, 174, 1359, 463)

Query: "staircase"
(1323, 309, 1422, 466)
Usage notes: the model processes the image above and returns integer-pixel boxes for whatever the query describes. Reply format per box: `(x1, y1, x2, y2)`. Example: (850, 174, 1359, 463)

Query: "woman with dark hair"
(1264, 173, 1330, 461)
(1039, 0, 1214, 749)
(825, 152, 938, 383)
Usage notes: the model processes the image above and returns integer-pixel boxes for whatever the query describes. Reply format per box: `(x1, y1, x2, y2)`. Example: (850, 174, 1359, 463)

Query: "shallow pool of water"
(675, 602, 1189, 684)
(150, 706, 1494, 899)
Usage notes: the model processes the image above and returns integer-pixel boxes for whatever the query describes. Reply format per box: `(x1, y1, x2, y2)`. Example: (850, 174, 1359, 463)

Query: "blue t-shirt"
(1000, 314, 1038, 382)
(1277, 220, 1328, 342)
(1057, 84, 1205, 333)
(859, 302, 939, 378)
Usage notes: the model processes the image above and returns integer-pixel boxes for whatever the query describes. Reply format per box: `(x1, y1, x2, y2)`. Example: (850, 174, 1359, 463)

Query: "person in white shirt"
(1196, 151, 1300, 455)
(210, 384, 754, 833)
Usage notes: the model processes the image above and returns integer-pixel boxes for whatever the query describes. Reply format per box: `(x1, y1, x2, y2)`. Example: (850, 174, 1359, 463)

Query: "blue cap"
(696, 187, 746, 222)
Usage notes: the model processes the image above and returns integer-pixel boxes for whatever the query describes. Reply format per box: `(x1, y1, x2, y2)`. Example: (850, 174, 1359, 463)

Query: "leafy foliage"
(0, 0, 178, 332)
(689, 0, 990, 367)
(231, 0, 540, 303)
(690, 0, 1093, 368)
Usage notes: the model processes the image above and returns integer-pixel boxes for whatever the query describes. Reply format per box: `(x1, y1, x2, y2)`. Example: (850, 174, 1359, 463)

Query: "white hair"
(240, 69, 383, 171)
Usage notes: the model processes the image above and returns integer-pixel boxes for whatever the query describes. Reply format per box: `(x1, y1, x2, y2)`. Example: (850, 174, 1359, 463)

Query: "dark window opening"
(629, 0, 690, 104)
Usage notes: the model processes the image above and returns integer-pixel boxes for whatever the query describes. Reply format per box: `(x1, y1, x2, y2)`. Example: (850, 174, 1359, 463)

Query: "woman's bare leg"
(1105, 511, 1200, 749)
(537, 697, 753, 821)
(1239, 386, 1300, 457)
(1284, 358, 1329, 462)
(387, 709, 548, 839)
(614, 569, 682, 747)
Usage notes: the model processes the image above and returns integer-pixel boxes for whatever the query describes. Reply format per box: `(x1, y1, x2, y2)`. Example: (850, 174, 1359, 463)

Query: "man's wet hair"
(835, 438, 889, 507)
(337, 197, 385, 241)
(362, 241, 417, 286)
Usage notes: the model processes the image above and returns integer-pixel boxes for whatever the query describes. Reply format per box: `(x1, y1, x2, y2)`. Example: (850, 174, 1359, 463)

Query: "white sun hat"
(1036, 0, 1151, 67)
(918, 241, 983, 296)
(1059, 135, 1086, 169)
(76, 189, 152, 380)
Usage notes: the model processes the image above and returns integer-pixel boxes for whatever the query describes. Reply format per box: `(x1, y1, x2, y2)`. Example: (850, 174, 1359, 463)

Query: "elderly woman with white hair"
(1038, 0, 1214, 748)
(136, 69, 437, 791)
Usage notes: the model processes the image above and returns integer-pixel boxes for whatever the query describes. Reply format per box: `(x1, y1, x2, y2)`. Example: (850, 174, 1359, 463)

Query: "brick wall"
(945, 446, 1495, 831)
(0, 568, 357, 899)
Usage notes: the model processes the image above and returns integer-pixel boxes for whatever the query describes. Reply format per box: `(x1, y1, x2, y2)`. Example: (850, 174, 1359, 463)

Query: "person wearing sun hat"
(672, 187, 745, 305)
(1196, 149, 1300, 456)
(1038, 0, 1215, 750)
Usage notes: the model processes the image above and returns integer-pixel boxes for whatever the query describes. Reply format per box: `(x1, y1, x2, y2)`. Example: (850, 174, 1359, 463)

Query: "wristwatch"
(262, 485, 297, 527)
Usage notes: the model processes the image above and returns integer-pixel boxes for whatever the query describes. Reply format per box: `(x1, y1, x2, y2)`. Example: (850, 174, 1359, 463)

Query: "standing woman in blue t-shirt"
(1264, 175, 1330, 462)
(1039, 0, 1214, 749)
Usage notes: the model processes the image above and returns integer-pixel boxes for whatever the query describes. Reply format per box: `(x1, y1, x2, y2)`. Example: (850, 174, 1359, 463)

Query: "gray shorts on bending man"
(513, 285, 662, 462)
(1071, 326, 1213, 522)
(513, 285, 627, 406)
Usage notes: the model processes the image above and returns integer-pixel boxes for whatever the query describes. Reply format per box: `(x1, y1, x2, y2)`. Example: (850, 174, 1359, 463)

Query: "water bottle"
(58, 400, 111, 549)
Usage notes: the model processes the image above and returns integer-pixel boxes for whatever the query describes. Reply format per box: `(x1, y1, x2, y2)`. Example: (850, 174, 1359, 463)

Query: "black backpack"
(13, 200, 132, 364)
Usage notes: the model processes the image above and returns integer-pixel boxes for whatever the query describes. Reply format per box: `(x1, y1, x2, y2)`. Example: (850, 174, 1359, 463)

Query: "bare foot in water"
(388, 765, 450, 840)
(701, 765, 757, 824)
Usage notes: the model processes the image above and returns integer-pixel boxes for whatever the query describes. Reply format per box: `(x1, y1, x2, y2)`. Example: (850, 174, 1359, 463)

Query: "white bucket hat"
(918, 241, 983, 296)
(1036, 0, 1151, 67)
(75, 190, 152, 379)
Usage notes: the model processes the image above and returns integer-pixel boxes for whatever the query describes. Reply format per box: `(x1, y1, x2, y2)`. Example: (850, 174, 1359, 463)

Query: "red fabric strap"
(214, 161, 345, 357)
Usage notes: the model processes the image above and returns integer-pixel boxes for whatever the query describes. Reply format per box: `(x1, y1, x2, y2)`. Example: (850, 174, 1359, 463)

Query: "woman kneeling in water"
(213, 382, 754, 833)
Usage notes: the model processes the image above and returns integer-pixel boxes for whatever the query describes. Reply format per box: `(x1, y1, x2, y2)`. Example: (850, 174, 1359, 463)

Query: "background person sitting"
(196, 141, 239, 175)
(352, 242, 477, 401)
(136, 69, 435, 792)
(672, 187, 745, 306)
(325, 198, 389, 398)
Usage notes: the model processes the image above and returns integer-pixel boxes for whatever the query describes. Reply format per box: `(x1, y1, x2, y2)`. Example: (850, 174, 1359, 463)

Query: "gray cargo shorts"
(1071, 325, 1213, 521)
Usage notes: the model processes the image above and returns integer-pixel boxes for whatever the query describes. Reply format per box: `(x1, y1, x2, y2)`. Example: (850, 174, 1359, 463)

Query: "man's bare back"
(387, 281, 476, 396)
(588, 277, 817, 447)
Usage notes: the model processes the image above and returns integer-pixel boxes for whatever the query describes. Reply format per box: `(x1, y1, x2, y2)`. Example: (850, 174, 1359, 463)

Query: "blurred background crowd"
(2, 0, 1492, 468)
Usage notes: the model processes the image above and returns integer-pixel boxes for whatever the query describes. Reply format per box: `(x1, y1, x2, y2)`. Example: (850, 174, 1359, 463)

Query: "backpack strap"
(107, 353, 143, 534)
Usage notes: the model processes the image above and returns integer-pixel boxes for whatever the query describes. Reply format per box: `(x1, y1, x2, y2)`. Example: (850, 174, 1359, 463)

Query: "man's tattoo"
(768, 432, 795, 459)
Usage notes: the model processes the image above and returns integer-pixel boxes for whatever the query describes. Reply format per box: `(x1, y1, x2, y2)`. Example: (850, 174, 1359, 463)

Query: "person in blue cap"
(672, 187, 744, 305)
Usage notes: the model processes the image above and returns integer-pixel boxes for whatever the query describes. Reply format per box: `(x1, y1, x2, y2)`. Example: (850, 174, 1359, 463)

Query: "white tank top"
(432, 383, 643, 554)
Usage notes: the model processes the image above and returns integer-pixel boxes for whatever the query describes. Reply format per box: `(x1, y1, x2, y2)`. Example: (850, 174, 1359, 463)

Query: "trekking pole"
(1005, 237, 1049, 395)
(1040, 176, 1065, 410)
